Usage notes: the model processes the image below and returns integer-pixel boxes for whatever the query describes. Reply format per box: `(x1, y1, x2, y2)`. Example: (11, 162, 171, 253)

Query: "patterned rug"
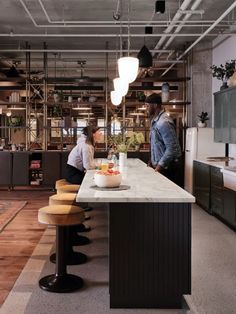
(0, 200, 27, 232)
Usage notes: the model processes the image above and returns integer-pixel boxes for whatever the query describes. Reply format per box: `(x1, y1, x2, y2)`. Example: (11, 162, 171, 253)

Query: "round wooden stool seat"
(57, 184, 80, 194)
(55, 179, 70, 189)
(49, 193, 76, 206)
(38, 205, 85, 226)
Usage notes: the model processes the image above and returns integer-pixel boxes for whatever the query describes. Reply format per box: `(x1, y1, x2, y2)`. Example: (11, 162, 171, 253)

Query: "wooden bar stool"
(57, 184, 80, 194)
(55, 181, 92, 216)
(55, 179, 70, 189)
(49, 193, 77, 206)
(49, 191, 91, 245)
(49, 193, 89, 265)
(49, 193, 91, 232)
(38, 205, 85, 293)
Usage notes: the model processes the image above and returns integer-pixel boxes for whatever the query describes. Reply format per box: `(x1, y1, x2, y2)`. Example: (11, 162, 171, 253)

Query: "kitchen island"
(77, 159, 195, 309)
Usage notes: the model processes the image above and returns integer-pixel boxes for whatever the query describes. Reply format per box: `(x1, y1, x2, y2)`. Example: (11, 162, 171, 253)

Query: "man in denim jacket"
(145, 93, 182, 186)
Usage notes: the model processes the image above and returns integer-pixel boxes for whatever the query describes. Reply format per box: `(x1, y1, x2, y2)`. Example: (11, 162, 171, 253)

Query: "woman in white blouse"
(66, 126, 102, 184)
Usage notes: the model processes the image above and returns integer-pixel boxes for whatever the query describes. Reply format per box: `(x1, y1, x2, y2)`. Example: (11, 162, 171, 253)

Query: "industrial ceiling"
(0, 0, 235, 79)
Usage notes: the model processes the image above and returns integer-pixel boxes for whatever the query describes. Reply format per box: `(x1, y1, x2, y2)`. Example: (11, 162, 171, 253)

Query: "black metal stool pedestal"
(50, 227, 87, 265)
(39, 226, 83, 293)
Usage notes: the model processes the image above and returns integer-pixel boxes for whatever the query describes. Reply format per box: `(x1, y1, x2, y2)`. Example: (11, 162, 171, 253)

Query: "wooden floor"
(0, 189, 53, 306)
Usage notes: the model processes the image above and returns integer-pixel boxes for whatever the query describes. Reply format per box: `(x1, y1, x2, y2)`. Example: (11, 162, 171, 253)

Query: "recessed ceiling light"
(78, 112, 94, 115)
(72, 107, 91, 110)
(129, 112, 145, 116)
(137, 106, 147, 111)
(9, 107, 26, 110)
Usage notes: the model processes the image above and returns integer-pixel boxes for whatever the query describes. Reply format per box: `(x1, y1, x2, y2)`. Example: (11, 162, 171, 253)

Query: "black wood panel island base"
(77, 159, 195, 309)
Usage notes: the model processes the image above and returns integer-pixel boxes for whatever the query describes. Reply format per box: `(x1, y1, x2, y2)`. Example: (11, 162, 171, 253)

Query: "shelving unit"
(0, 53, 191, 151)
(29, 153, 43, 186)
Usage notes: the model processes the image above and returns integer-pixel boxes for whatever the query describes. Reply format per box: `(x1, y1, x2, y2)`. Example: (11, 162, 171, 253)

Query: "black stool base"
(50, 252, 87, 265)
(39, 274, 83, 293)
(83, 207, 93, 212)
(72, 235, 91, 246)
(76, 224, 91, 233)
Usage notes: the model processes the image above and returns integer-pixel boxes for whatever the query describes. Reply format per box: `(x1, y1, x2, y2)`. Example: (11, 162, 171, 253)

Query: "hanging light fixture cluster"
(111, 56, 139, 107)
(110, 0, 139, 106)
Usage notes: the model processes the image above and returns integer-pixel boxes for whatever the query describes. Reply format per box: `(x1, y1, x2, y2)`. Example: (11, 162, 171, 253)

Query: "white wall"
(212, 34, 236, 157)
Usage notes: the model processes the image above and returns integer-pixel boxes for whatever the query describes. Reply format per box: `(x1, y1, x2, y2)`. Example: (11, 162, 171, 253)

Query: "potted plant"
(197, 111, 209, 128)
(210, 60, 235, 90)
(137, 91, 146, 102)
(108, 134, 129, 167)
(7, 115, 24, 132)
(127, 132, 145, 151)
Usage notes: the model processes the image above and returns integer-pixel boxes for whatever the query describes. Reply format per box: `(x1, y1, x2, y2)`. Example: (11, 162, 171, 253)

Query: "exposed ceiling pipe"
(161, 1, 236, 77)
(19, 0, 229, 27)
(0, 33, 223, 38)
(154, 0, 193, 50)
(0, 49, 174, 53)
(157, 0, 202, 60)
(0, 59, 183, 64)
(162, 0, 203, 52)
(178, 9, 204, 15)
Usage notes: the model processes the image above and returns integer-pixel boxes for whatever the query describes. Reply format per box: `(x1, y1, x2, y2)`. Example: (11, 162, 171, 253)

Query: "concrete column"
(187, 40, 213, 127)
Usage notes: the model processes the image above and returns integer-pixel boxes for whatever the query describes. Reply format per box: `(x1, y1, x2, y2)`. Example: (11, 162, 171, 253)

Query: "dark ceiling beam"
(129, 86, 178, 91)
(55, 86, 104, 91)
(133, 77, 191, 83)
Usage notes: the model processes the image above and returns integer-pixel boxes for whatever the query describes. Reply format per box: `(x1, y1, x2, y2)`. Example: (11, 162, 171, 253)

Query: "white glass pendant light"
(110, 91, 122, 106)
(113, 77, 129, 97)
(118, 57, 139, 83)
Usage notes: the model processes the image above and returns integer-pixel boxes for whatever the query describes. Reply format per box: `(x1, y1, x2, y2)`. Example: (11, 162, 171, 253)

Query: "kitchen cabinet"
(214, 86, 236, 143)
(193, 161, 211, 213)
(42, 152, 60, 186)
(193, 161, 236, 230)
(0, 152, 12, 187)
(222, 188, 236, 229)
(0, 150, 151, 189)
(60, 151, 70, 179)
(211, 166, 224, 216)
(12, 152, 29, 186)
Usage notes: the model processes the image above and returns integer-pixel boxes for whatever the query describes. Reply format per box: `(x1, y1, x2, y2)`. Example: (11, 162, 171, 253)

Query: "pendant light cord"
(128, 0, 131, 56)
(119, 22, 122, 58)
(115, 34, 118, 76)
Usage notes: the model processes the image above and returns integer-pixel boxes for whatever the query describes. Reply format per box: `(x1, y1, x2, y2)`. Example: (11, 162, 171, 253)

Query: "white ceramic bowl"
(94, 173, 122, 188)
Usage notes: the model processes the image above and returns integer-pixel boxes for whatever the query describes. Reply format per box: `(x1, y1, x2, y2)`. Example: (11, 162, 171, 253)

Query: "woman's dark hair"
(82, 125, 100, 146)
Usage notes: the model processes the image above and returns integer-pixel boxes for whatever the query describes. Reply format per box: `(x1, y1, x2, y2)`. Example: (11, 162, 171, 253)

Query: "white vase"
(198, 121, 206, 128)
(119, 152, 127, 167)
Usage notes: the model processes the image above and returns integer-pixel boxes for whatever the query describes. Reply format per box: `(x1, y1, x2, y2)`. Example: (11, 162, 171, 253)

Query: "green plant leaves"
(210, 60, 235, 81)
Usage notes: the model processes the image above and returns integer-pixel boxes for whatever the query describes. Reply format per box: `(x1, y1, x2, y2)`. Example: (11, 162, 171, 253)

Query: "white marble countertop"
(194, 158, 236, 169)
(77, 159, 195, 203)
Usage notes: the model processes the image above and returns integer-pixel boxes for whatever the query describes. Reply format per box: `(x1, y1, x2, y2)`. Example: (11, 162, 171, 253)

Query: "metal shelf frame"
(0, 43, 190, 151)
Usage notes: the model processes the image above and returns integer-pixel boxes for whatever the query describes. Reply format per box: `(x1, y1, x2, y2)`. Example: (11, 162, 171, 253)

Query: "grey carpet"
(6, 203, 236, 314)
(188, 205, 236, 314)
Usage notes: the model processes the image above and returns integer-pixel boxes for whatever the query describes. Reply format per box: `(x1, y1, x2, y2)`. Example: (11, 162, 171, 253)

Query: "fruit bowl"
(94, 170, 122, 188)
